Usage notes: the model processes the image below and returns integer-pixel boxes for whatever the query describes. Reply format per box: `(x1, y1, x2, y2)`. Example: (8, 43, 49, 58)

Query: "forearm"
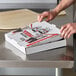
(53, 0, 76, 13)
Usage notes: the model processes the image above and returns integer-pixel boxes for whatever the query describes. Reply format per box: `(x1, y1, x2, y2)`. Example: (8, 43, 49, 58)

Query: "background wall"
(0, 0, 57, 9)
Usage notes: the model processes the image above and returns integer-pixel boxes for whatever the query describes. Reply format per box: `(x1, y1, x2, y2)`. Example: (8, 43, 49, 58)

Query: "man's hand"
(60, 23, 76, 38)
(37, 0, 75, 22)
(38, 10, 58, 22)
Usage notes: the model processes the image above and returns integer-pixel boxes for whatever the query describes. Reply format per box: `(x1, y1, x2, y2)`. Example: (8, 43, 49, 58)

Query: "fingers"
(60, 25, 67, 33)
(67, 31, 75, 38)
(38, 12, 47, 22)
(37, 11, 51, 22)
(60, 24, 71, 38)
(63, 29, 71, 38)
(46, 17, 51, 22)
(38, 15, 44, 22)
(60, 25, 70, 38)
(60, 23, 76, 38)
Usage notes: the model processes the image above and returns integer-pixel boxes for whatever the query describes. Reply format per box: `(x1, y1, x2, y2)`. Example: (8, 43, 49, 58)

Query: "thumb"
(46, 16, 52, 22)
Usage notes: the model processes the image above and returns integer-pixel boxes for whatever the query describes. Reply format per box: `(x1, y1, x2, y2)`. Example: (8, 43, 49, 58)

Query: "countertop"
(0, 6, 74, 68)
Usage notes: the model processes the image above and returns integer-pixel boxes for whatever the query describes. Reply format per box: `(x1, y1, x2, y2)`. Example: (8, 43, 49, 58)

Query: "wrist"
(52, 8, 61, 15)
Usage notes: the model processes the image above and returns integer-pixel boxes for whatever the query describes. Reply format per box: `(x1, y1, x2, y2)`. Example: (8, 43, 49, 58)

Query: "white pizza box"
(5, 21, 66, 54)
(5, 41, 26, 60)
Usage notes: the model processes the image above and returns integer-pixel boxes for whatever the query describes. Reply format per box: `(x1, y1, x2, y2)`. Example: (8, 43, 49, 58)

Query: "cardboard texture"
(0, 9, 38, 29)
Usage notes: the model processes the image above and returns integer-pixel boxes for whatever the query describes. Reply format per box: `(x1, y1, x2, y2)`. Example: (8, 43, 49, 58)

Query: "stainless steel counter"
(0, 6, 74, 68)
